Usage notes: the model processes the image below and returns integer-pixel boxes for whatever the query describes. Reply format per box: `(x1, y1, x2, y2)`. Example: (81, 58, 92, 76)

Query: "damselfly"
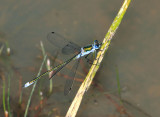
(23, 32, 101, 95)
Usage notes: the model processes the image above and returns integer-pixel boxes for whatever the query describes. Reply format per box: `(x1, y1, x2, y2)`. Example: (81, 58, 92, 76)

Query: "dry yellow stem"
(66, 0, 131, 117)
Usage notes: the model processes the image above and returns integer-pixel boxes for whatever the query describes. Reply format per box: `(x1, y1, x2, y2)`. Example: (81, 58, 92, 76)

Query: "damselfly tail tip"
(23, 82, 33, 88)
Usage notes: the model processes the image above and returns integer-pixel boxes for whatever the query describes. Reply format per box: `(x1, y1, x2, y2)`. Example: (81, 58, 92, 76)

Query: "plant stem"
(24, 54, 47, 117)
(2, 75, 6, 115)
(66, 0, 131, 117)
(40, 41, 53, 94)
(7, 73, 11, 117)
(18, 76, 22, 105)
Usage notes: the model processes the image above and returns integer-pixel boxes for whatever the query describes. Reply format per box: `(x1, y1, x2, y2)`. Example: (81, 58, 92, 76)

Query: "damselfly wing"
(47, 32, 81, 54)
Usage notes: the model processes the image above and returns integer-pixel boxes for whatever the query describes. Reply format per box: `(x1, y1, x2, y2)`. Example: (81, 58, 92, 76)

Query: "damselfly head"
(94, 40, 101, 49)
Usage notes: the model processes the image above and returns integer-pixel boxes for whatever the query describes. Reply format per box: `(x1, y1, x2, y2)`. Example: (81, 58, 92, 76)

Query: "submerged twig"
(66, 0, 131, 117)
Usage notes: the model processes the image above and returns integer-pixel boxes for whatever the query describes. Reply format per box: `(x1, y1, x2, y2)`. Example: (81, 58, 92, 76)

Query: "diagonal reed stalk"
(66, 0, 131, 117)
(24, 54, 47, 117)
(7, 73, 11, 117)
(2, 73, 8, 117)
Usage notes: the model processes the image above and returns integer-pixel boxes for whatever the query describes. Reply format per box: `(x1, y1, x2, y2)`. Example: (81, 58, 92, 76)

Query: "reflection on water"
(0, 0, 160, 117)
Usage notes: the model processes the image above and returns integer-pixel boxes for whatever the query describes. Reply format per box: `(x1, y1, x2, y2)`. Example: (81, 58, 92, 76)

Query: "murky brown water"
(0, 0, 159, 117)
